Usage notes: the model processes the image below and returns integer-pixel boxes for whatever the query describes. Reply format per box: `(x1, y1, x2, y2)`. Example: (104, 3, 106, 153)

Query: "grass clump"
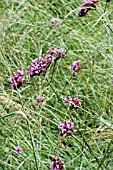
(0, 0, 113, 169)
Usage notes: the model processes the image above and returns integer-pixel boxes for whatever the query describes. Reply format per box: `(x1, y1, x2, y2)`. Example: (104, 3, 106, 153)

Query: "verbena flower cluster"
(50, 18, 60, 26)
(63, 97, 82, 108)
(70, 60, 80, 78)
(28, 48, 65, 77)
(10, 48, 65, 89)
(13, 146, 22, 153)
(77, 0, 98, 17)
(47, 48, 65, 59)
(34, 96, 44, 105)
(27, 55, 53, 77)
(50, 157, 64, 170)
(58, 120, 75, 136)
(10, 70, 24, 90)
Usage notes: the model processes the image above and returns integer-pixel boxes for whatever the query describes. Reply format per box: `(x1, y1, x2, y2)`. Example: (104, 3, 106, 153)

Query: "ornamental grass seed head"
(10, 70, 24, 90)
(50, 157, 64, 170)
(58, 120, 75, 136)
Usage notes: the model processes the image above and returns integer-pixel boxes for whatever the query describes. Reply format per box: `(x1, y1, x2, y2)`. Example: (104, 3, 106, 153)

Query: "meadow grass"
(0, 0, 113, 169)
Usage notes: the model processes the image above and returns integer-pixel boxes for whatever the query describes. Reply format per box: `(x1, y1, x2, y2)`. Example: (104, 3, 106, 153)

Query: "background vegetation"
(0, 0, 113, 169)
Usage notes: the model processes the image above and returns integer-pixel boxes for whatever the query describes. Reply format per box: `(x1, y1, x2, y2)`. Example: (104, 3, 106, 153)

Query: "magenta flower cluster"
(9, 70, 24, 90)
(34, 96, 44, 105)
(58, 120, 75, 136)
(50, 157, 64, 170)
(63, 97, 82, 108)
(70, 60, 80, 78)
(50, 18, 60, 26)
(77, 0, 98, 17)
(13, 146, 22, 153)
(28, 48, 65, 77)
(9, 48, 65, 89)
(47, 48, 65, 59)
(27, 55, 53, 77)
(70, 60, 80, 71)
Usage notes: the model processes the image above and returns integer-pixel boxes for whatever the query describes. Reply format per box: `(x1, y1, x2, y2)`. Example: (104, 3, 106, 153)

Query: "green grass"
(0, 0, 113, 169)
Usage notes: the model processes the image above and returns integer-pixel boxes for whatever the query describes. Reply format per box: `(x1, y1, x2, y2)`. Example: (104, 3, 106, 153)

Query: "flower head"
(47, 48, 65, 59)
(70, 60, 80, 71)
(50, 18, 60, 26)
(13, 146, 22, 153)
(80, 0, 98, 8)
(76, 8, 89, 18)
(34, 96, 44, 105)
(58, 120, 75, 136)
(76, 0, 98, 17)
(27, 55, 53, 77)
(50, 157, 64, 170)
(63, 97, 82, 109)
(10, 70, 24, 90)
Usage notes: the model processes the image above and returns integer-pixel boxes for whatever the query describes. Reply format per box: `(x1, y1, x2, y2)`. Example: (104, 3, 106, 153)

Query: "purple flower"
(71, 72, 78, 78)
(58, 120, 75, 136)
(13, 146, 22, 153)
(10, 70, 24, 90)
(76, 8, 89, 18)
(47, 48, 65, 58)
(80, 0, 98, 8)
(50, 18, 60, 26)
(34, 96, 44, 105)
(70, 60, 80, 71)
(50, 157, 64, 170)
(76, 0, 98, 17)
(63, 97, 82, 108)
(27, 55, 53, 77)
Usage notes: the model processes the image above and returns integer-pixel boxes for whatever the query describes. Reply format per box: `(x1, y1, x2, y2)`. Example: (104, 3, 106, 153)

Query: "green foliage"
(0, 0, 113, 169)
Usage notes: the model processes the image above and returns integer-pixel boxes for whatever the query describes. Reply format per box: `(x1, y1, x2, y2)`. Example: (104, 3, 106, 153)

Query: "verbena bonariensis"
(58, 120, 75, 136)
(13, 146, 22, 153)
(77, 0, 98, 17)
(28, 48, 65, 77)
(63, 97, 82, 109)
(34, 96, 44, 105)
(50, 18, 60, 26)
(50, 157, 64, 170)
(10, 70, 24, 90)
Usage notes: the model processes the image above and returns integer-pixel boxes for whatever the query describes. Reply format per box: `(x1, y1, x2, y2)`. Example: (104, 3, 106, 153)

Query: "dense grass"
(0, 0, 113, 169)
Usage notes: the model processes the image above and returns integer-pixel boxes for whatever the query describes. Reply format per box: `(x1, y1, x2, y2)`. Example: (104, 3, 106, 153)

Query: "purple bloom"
(50, 157, 64, 170)
(63, 97, 82, 109)
(80, 0, 98, 8)
(47, 48, 65, 58)
(70, 60, 80, 71)
(27, 55, 53, 77)
(50, 18, 60, 26)
(10, 70, 24, 90)
(71, 72, 78, 78)
(13, 146, 22, 153)
(76, 0, 98, 17)
(34, 96, 44, 105)
(58, 120, 75, 136)
(76, 8, 89, 18)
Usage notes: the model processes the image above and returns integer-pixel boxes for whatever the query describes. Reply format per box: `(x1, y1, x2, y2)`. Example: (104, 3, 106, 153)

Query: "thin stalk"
(26, 117, 38, 170)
